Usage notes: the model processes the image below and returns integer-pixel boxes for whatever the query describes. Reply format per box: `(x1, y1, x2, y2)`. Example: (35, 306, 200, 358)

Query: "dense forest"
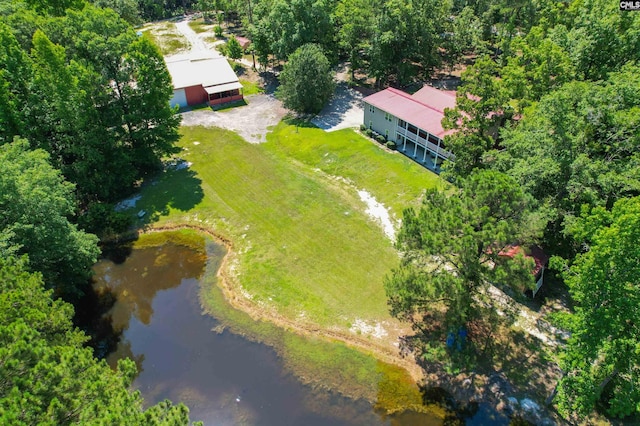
(1, 0, 639, 423)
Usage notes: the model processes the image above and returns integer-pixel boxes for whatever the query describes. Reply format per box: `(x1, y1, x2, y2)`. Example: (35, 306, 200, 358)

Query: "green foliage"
(0, 256, 193, 424)
(386, 140, 396, 150)
(442, 56, 511, 178)
(495, 65, 640, 250)
(276, 43, 335, 114)
(213, 24, 222, 37)
(77, 202, 133, 239)
(1, 4, 181, 207)
(0, 139, 99, 296)
(556, 197, 640, 419)
(333, 0, 374, 77)
(226, 35, 243, 60)
(259, 0, 335, 60)
(91, 0, 141, 24)
(385, 170, 536, 357)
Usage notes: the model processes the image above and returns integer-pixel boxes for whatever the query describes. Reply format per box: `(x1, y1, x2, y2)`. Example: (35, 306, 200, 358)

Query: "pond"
(92, 234, 507, 425)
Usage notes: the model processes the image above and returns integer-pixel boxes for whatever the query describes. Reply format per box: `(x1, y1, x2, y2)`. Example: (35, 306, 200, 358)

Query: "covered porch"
(205, 81, 244, 106)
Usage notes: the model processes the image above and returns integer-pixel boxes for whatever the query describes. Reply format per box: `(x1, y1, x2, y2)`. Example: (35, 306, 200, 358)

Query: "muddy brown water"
(92, 240, 507, 425)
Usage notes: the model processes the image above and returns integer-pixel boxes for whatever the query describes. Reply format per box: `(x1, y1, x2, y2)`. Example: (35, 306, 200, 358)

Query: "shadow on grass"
(282, 116, 320, 129)
(139, 166, 204, 224)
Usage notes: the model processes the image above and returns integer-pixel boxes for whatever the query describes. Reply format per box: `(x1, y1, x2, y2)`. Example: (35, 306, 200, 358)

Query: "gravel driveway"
(179, 94, 288, 143)
(171, 17, 363, 141)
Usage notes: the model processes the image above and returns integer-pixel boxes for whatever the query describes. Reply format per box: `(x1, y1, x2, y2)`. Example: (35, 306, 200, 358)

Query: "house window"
(418, 130, 427, 140)
(369, 105, 375, 113)
(398, 120, 406, 128)
(407, 124, 418, 135)
(384, 112, 393, 122)
(428, 134, 440, 145)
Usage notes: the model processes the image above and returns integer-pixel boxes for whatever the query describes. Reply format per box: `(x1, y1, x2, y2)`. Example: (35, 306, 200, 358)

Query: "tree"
(276, 43, 335, 114)
(0, 256, 194, 424)
(262, 0, 334, 60)
(226, 35, 243, 61)
(0, 22, 32, 143)
(91, 0, 141, 25)
(333, 0, 375, 79)
(495, 65, 640, 251)
(0, 138, 100, 296)
(442, 55, 511, 178)
(385, 170, 537, 362)
(556, 196, 640, 419)
(442, 7, 482, 74)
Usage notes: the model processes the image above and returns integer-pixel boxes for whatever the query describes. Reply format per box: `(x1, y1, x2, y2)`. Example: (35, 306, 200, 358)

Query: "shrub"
(365, 129, 373, 137)
(376, 134, 386, 144)
(359, 124, 367, 132)
(214, 25, 223, 37)
(386, 141, 397, 150)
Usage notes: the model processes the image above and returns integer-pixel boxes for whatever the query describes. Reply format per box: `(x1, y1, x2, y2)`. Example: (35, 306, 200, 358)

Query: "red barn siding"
(185, 85, 208, 106)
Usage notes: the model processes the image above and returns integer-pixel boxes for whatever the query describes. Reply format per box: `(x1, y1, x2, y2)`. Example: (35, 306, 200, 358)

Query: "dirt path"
(173, 17, 213, 54)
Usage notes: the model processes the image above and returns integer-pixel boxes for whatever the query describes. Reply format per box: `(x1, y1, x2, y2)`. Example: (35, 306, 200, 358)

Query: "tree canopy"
(276, 43, 335, 114)
(556, 197, 640, 419)
(0, 139, 99, 296)
(0, 4, 180, 207)
(385, 170, 538, 362)
(0, 256, 194, 424)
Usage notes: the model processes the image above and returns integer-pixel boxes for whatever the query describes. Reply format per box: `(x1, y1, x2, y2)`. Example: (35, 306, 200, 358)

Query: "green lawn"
(240, 78, 264, 95)
(265, 122, 444, 215)
(134, 124, 441, 327)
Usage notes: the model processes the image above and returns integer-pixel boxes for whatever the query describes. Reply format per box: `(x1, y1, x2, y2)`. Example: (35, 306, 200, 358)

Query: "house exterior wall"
(170, 88, 188, 109)
(363, 102, 396, 139)
(185, 85, 208, 106)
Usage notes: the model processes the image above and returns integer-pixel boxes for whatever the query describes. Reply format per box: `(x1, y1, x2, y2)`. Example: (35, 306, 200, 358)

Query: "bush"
(359, 124, 367, 132)
(365, 129, 373, 137)
(214, 25, 223, 37)
(386, 141, 397, 150)
(376, 134, 386, 144)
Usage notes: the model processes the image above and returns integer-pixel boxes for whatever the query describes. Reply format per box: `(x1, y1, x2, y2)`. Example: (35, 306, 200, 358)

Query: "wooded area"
(1, 0, 639, 423)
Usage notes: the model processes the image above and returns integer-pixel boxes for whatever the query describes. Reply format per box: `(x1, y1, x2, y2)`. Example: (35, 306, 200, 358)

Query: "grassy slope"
(264, 122, 445, 214)
(136, 124, 441, 327)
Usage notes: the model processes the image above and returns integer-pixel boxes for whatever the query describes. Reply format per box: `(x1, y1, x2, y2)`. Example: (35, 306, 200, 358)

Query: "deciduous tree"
(276, 43, 335, 114)
(226, 35, 243, 60)
(0, 138, 99, 296)
(556, 196, 640, 419)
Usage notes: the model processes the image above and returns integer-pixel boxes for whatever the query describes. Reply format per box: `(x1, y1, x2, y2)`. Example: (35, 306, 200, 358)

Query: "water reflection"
(93, 241, 503, 425)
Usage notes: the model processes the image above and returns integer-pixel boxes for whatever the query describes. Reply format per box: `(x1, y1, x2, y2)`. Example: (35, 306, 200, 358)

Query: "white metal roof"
(204, 81, 243, 94)
(165, 54, 239, 90)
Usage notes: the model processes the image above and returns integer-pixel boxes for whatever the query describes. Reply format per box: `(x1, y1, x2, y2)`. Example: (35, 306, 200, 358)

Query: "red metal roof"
(411, 85, 456, 113)
(499, 245, 549, 276)
(362, 87, 456, 139)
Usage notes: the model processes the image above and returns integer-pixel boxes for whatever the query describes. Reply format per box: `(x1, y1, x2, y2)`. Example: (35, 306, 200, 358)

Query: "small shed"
(499, 245, 550, 297)
(166, 54, 243, 108)
(235, 36, 251, 51)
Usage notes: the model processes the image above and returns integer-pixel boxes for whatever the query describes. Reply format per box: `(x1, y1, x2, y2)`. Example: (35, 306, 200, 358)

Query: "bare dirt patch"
(179, 94, 287, 143)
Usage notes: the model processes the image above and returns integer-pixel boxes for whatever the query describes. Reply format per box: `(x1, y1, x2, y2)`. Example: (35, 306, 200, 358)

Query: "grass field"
(240, 78, 264, 95)
(133, 124, 441, 328)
